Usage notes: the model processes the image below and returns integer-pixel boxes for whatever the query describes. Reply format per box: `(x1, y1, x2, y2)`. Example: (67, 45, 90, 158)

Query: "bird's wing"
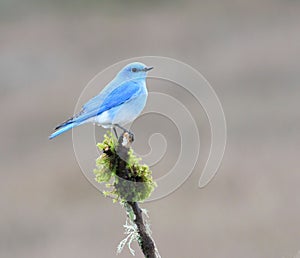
(73, 80, 141, 123)
(81, 79, 119, 112)
(82, 93, 106, 112)
(96, 81, 141, 114)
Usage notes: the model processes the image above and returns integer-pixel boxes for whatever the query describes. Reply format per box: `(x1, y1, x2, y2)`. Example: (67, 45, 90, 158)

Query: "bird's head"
(118, 62, 153, 80)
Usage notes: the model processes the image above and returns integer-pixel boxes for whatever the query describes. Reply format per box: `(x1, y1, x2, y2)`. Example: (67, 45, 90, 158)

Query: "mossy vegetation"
(93, 132, 156, 202)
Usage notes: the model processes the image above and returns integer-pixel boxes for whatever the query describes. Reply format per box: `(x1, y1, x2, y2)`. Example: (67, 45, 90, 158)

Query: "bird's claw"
(126, 130, 134, 142)
(114, 124, 134, 142)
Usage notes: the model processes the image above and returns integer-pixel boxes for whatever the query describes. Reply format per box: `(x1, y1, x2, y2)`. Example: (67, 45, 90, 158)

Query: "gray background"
(1, 0, 300, 257)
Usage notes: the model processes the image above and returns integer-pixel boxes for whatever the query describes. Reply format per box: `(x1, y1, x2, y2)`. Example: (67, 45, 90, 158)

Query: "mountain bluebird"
(49, 62, 153, 139)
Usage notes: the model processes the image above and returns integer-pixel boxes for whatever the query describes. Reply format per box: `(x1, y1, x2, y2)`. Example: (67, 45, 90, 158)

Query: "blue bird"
(49, 62, 153, 139)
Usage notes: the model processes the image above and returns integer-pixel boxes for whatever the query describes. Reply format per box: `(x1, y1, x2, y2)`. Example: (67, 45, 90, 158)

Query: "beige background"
(1, 0, 300, 257)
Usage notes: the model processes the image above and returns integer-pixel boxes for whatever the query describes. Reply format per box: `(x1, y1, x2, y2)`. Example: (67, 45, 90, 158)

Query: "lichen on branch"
(93, 132, 156, 202)
(93, 132, 160, 258)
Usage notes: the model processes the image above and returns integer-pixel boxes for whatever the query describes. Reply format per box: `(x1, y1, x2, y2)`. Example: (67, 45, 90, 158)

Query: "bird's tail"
(49, 122, 78, 140)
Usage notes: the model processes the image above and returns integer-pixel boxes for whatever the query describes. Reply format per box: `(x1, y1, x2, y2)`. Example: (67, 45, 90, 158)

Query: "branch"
(94, 131, 160, 257)
(127, 201, 156, 258)
(116, 132, 157, 258)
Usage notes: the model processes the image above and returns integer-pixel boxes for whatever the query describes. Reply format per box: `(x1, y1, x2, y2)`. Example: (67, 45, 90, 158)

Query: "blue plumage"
(97, 81, 140, 114)
(49, 123, 77, 140)
(49, 62, 153, 139)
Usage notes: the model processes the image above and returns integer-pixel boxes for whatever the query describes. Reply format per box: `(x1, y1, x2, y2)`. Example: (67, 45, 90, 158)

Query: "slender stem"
(116, 131, 158, 258)
(127, 201, 156, 258)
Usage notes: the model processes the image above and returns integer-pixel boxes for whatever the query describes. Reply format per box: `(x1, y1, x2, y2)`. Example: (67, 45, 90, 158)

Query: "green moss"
(93, 132, 156, 202)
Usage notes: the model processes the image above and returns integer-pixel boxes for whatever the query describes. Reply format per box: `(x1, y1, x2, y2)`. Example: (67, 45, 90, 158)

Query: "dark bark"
(115, 132, 157, 258)
(127, 201, 156, 258)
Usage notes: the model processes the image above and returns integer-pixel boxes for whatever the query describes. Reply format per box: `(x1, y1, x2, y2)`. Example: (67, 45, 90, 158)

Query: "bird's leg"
(113, 127, 118, 138)
(115, 124, 134, 142)
(115, 124, 127, 132)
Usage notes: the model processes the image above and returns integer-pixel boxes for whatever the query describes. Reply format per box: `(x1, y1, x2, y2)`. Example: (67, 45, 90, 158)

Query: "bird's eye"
(131, 68, 138, 72)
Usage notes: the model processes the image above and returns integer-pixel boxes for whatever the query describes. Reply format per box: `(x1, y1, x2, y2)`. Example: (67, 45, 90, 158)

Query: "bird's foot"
(115, 124, 134, 142)
(126, 130, 134, 143)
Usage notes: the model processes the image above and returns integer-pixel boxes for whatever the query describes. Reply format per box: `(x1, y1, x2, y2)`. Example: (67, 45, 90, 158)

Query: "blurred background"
(1, 0, 300, 257)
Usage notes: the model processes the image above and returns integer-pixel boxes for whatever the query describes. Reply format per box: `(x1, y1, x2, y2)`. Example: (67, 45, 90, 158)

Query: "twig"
(116, 132, 158, 258)
(127, 201, 156, 258)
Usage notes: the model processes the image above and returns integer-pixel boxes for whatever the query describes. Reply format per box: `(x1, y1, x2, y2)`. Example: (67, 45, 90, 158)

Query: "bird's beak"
(144, 66, 154, 72)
